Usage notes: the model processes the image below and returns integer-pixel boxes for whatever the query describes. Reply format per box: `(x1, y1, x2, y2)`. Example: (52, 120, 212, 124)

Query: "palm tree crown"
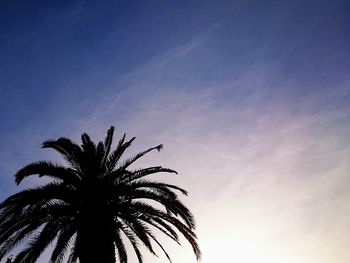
(0, 126, 201, 263)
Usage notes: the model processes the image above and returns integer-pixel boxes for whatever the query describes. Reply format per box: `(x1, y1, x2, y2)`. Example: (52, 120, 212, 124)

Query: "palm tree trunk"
(77, 202, 116, 263)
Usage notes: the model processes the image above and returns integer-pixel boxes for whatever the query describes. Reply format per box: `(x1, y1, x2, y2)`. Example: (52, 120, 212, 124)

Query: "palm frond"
(114, 229, 128, 263)
(117, 144, 163, 171)
(131, 180, 188, 195)
(126, 201, 201, 260)
(0, 215, 49, 261)
(12, 219, 61, 263)
(42, 138, 83, 172)
(119, 216, 157, 257)
(50, 223, 77, 263)
(102, 126, 115, 166)
(96, 141, 106, 170)
(129, 189, 196, 228)
(66, 235, 78, 263)
(106, 135, 135, 173)
(138, 213, 180, 244)
(81, 133, 96, 155)
(0, 205, 50, 245)
(148, 232, 173, 263)
(0, 182, 73, 211)
(119, 226, 144, 263)
(118, 166, 177, 183)
(14, 161, 80, 185)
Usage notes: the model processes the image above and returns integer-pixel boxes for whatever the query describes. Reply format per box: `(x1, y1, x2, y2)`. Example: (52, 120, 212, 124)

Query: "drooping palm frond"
(66, 235, 78, 263)
(50, 223, 76, 263)
(114, 229, 128, 263)
(14, 161, 80, 185)
(119, 227, 144, 263)
(42, 138, 84, 172)
(12, 219, 62, 263)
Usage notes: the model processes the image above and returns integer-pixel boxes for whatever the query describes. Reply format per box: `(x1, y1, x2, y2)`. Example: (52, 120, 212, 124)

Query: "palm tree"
(0, 126, 201, 263)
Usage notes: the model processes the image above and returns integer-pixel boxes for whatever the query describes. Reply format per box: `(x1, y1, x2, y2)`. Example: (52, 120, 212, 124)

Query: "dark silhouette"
(0, 127, 201, 263)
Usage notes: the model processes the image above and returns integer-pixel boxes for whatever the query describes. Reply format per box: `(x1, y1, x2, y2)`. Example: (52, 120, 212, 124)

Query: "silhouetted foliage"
(0, 127, 201, 263)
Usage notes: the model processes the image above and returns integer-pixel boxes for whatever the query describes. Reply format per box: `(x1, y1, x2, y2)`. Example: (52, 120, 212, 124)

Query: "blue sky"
(1, 1, 350, 262)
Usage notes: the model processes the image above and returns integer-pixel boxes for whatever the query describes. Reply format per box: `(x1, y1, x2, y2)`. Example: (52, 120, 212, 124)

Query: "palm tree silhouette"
(0, 127, 201, 263)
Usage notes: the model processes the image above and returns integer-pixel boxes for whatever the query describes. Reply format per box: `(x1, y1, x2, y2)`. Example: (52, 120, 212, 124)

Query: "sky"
(1, 0, 350, 262)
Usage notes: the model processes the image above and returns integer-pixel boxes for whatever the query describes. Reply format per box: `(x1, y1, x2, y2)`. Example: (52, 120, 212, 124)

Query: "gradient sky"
(1, 1, 350, 262)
